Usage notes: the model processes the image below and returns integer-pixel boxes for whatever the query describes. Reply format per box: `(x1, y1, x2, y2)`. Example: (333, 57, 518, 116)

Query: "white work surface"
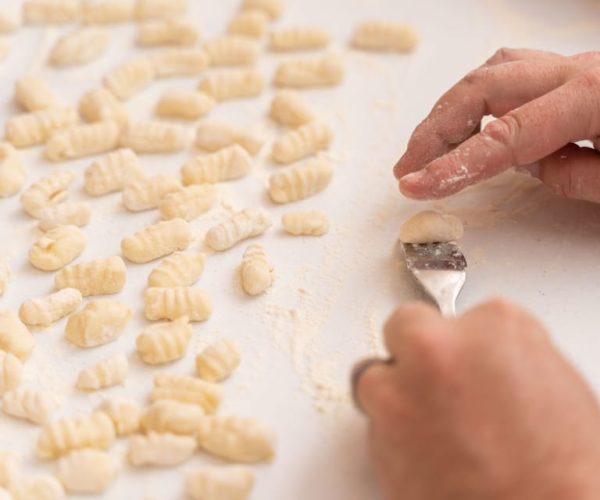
(0, 1, 599, 499)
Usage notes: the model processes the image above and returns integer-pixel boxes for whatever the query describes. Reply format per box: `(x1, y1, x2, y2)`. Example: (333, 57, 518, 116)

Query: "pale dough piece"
(185, 466, 255, 500)
(141, 400, 204, 435)
(351, 21, 419, 53)
(399, 210, 464, 244)
(127, 432, 196, 467)
(97, 397, 141, 436)
(55, 448, 118, 494)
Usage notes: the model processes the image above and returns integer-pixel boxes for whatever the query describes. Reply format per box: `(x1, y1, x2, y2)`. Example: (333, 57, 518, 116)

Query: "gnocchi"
(0, 13, 19, 33)
(19, 288, 82, 327)
(29, 225, 85, 272)
(20, 169, 75, 217)
(351, 21, 419, 53)
(104, 58, 156, 101)
(9, 474, 65, 500)
(45, 120, 120, 161)
(121, 218, 191, 264)
(55, 449, 118, 494)
(49, 27, 110, 67)
(240, 244, 273, 296)
(0, 311, 34, 361)
(23, 0, 81, 24)
(269, 26, 330, 52)
(204, 36, 260, 67)
(205, 208, 271, 252)
(81, 0, 135, 24)
(84, 148, 144, 196)
(399, 210, 464, 244)
(78, 88, 129, 129)
(0, 261, 8, 296)
(228, 10, 268, 38)
(137, 19, 199, 46)
(181, 145, 252, 185)
(155, 90, 215, 120)
(147, 252, 206, 288)
(65, 299, 132, 348)
(281, 210, 329, 236)
(268, 158, 333, 203)
(185, 466, 255, 500)
(273, 53, 345, 88)
(119, 121, 187, 154)
(37, 411, 116, 459)
(2, 387, 60, 424)
(198, 69, 264, 102)
(195, 121, 263, 156)
(159, 185, 217, 221)
(97, 397, 141, 436)
(150, 49, 209, 77)
(0, 38, 9, 62)
(128, 432, 196, 467)
(151, 373, 222, 413)
(196, 340, 241, 382)
(6, 107, 79, 148)
(196, 416, 276, 462)
(37, 201, 92, 231)
(144, 287, 212, 322)
(240, 0, 283, 19)
(0, 451, 19, 487)
(0, 350, 23, 395)
(55, 256, 127, 297)
(76, 353, 128, 391)
(270, 90, 314, 128)
(0, 143, 26, 198)
(15, 75, 57, 112)
(136, 316, 192, 365)
(271, 121, 333, 164)
(122, 174, 181, 212)
(141, 400, 204, 435)
(136, 0, 187, 20)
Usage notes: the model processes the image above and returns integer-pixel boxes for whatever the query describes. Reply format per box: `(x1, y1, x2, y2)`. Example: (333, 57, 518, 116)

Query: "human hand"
(395, 49, 600, 202)
(354, 299, 600, 500)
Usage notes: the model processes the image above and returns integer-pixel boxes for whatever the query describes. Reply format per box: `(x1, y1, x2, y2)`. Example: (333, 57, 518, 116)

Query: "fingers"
(354, 360, 399, 419)
(394, 60, 572, 180)
(399, 68, 600, 199)
(485, 47, 566, 66)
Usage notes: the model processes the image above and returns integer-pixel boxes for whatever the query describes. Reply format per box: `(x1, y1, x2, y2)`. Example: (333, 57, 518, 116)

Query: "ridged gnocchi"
(19, 288, 82, 327)
(151, 373, 222, 413)
(119, 121, 187, 154)
(122, 174, 181, 212)
(240, 244, 273, 296)
(282, 210, 329, 236)
(351, 21, 419, 53)
(20, 169, 75, 218)
(204, 36, 260, 67)
(55, 256, 127, 297)
(196, 340, 241, 382)
(0, 13, 19, 34)
(273, 54, 345, 88)
(241, 0, 283, 19)
(49, 27, 110, 67)
(97, 397, 141, 436)
(268, 158, 333, 203)
(45, 121, 120, 161)
(82, 0, 135, 24)
(155, 90, 215, 120)
(137, 19, 199, 46)
(128, 432, 196, 467)
(269, 26, 330, 51)
(151, 48, 210, 77)
(2, 387, 60, 424)
(141, 400, 204, 435)
(271, 121, 333, 164)
(55, 449, 118, 494)
(0, 261, 8, 296)
(15, 75, 57, 112)
(0, 311, 33, 361)
(270, 90, 314, 127)
(104, 58, 156, 100)
(84, 148, 144, 196)
(159, 185, 217, 221)
(65, 299, 132, 348)
(228, 10, 268, 38)
(0, 143, 25, 198)
(37, 201, 92, 231)
(29, 225, 85, 272)
(205, 208, 271, 252)
(78, 88, 129, 129)
(0, 451, 19, 487)
(198, 69, 264, 101)
(181, 145, 252, 185)
(121, 218, 191, 264)
(23, 0, 81, 24)
(195, 121, 263, 156)
(9, 474, 65, 500)
(144, 287, 212, 322)
(185, 466, 255, 500)
(147, 252, 206, 287)
(76, 353, 128, 391)
(0, 350, 22, 395)
(6, 107, 79, 148)
(136, 0, 187, 20)
(136, 316, 192, 365)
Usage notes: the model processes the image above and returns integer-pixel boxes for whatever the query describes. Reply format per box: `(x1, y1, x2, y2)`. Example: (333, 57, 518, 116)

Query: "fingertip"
(398, 172, 430, 199)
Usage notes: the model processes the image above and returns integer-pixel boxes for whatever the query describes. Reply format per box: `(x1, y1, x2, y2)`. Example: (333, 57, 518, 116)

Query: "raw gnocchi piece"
(76, 353, 128, 391)
(19, 288, 82, 327)
(15, 75, 57, 112)
(29, 226, 85, 272)
(55, 449, 118, 494)
(269, 26, 330, 52)
(37, 411, 116, 459)
(23, 0, 81, 24)
(5, 107, 79, 148)
(0, 451, 19, 487)
(268, 158, 333, 204)
(119, 121, 187, 154)
(150, 49, 209, 77)
(20, 169, 75, 217)
(64, 299, 132, 347)
(195, 122, 263, 156)
(147, 252, 206, 287)
(228, 10, 268, 38)
(141, 400, 204, 435)
(205, 208, 271, 252)
(271, 121, 333, 164)
(240, 0, 283, 19)
(181, 145, 252, 185)
(0, 351, 23, 395)
(122, 174, 181, 212)
(0, 487, 8, 500)
(0, 311, 33, 361)
(144, 287, 212, 322)
(97, 397, 141, 436)
(0, 143, 26, 198)
(282, 210, 329, 236)
(196, 416, 275, 462)
(84, 148, 144, 196)
(128, 432, 196, 467)
(198, 69, 264, 102)
(104, 58, 156, 100)
(49, 27, 110, 67)
(196, 340, 241, 382)
(9, 474, 65, 500)
(55, 256, 127, 297)
(45, 120, 120, 161)
(155, 90, 215, 120)
(78, 88, 129, 129)
(137, 19, 199, 46)
(82, 0, 135, 24)
(273, 53, 345, 88)
(136, 0, 187, 20)
(151, 373, 222, 413)
(0, 38, 9, 63)
(0, 12, 19, 33)
(37, 201, 92, 231)
(240, 244, 273, 296)
(121, 219, 191, 264)
(352, 21, 419, 53)
(159, 185, 217, 221)
(203, 36, 260, 67)
(399, 210, 464, 244)
(270, 90, 314, 127)
(0, 261, 8, 296)
(185, 466, 255, 500)
(136, 316, 192, 365)
(2, 387, 60, 424)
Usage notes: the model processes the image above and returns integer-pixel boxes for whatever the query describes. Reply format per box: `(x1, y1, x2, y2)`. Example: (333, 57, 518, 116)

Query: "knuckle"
(487, 47, 514, 64)
(462, 67, 488, 88)
(482, 114, 521, 152)
(578, 67, 600, 91)
(482, 297, 520, 318)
